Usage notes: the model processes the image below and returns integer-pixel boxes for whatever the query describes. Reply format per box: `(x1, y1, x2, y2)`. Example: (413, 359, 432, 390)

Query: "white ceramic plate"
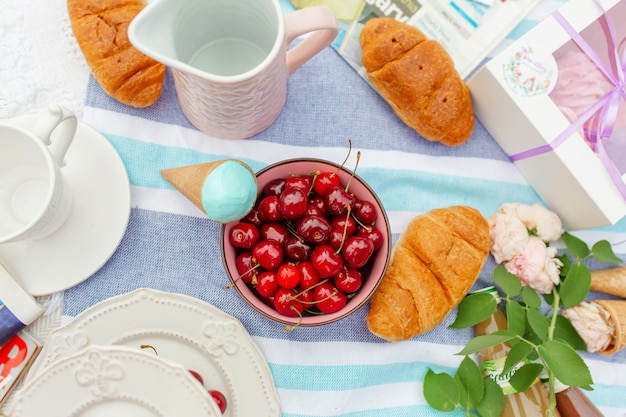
(11, 345, 222, 416)
(0, 114, 130, 296)
(26, 288, 281, 417)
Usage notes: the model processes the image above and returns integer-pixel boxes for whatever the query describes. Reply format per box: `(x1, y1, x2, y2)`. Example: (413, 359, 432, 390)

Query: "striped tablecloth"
(56, 0, 626, 416)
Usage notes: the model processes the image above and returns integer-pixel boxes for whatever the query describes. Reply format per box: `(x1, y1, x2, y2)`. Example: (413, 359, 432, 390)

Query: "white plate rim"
(25, 288, 282, 417)
(11, 344, 222, 416)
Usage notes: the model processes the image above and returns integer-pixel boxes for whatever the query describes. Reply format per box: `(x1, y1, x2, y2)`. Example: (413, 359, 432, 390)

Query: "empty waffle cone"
(594, 299, 626, 355)
(160, 159, 257, 223)
(591, 266, 626, 298)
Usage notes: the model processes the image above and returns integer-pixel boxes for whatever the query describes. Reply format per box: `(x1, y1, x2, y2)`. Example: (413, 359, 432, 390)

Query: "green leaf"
(560, 263, 591, 309)
(454, 356, 484, 409)
(423, 369, 459, 412)
(457, 332, 517, 356)
(505, 301, 527, 337)
(476, 376, 505, 417)
(526, 307, 550, 340)
(521, 286, 542, 308)
(494, 264, 522, 297)
(554, 314, 588, 351)
(450, 293, 497, 329)
(503, 340, 534, 376)
(539, 340, 593, 388)
(561, 232, 590, 259)
(591, 240, 623, 264)
(509, 363, 543, 393)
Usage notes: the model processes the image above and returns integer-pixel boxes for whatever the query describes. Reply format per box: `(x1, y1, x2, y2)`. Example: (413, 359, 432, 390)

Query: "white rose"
(488, 212, 529, 264)
(562, 301, 614, 352)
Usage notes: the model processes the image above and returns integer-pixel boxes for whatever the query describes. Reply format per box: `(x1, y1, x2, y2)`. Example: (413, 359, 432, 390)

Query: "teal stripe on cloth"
(104, 133, 542, 217)
(268, 362, 457, 391)
(282, 405, 465, 417)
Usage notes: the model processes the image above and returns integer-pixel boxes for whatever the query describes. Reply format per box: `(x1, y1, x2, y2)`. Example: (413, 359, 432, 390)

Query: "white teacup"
(129, 0, 338, 140)
(0, 105, 77, 244)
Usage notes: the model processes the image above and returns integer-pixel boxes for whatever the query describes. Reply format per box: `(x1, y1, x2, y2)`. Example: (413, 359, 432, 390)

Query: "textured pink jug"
(129, 0, 337, 139)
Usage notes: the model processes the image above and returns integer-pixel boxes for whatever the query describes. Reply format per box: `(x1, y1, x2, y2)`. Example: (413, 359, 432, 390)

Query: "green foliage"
(423, 236, 622, 416)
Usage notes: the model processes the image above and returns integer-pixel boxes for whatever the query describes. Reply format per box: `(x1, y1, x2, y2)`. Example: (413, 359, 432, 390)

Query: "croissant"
(366, 206, 490, 341)
(359, 18, 474, 146)
(67, 0, 165, 107)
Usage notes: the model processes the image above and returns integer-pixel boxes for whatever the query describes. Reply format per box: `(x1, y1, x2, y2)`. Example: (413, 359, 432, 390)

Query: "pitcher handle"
(284, 6, 338, 77)
(32, 104, 77, 167)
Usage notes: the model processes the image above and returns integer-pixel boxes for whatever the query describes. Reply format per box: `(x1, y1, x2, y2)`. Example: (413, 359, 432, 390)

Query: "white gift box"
(467, 0, 626, 230)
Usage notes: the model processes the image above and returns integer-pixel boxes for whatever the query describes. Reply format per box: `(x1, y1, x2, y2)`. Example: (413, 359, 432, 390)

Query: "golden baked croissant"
(67, 0, 165, 108)
(366, 206, 490, 341)
(359, 18, 474, 146)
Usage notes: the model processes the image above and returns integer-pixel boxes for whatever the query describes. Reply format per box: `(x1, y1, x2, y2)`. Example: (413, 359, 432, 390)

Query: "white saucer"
(11, 345, 222, 416)
(0, 115, 130, 296)
(25, 288, 282, 417)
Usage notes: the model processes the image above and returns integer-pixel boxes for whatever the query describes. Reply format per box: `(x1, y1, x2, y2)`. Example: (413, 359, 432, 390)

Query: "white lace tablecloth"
(0, 0, 89, 120)
(0, 0, 87, 411)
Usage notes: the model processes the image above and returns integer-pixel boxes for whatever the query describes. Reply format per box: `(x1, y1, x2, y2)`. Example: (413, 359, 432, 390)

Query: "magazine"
(289, 0, 541, 80)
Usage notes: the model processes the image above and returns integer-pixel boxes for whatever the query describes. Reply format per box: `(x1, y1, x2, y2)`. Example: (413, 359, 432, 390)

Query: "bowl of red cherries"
(221, 156, 391, 329)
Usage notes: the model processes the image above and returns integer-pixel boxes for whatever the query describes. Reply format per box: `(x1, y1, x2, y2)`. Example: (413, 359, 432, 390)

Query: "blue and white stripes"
(61, 1, 626, 415)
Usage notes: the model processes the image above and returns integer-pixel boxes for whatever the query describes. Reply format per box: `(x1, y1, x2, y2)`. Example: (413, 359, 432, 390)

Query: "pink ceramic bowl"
(221, 158, 391, 327)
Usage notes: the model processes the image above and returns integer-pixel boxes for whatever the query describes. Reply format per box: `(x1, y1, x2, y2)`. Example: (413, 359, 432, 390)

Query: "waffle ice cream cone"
(591, 266, 626, 298)
(595, 300, 626, 355)
(160, 159, 257, 223)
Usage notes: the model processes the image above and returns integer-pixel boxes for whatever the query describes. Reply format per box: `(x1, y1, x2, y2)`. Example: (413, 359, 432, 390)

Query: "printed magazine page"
(289, 0, 541, 80)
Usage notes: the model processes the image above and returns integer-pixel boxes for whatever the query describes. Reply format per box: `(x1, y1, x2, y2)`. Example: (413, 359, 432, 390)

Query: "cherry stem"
(351, 212, 372, 232)
(344, 150, 360, 193)
(283, 220, 305, 243)
(140, 344, 158, 355)
(284, 306, 303, 331)
(289, 279, 330, 300)
(226, 263, 260, 289)
(335, 206, 352, 255)
(296, 289, 338, 305)
(335, 139, 353, 176)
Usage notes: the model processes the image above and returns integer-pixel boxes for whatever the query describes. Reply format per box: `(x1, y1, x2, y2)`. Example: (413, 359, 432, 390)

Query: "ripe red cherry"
(276, 264, 301, 289)
(257, 195, 282, 222)
(328, 228, 345, 250)
(256, 271, 280, 298)
(279, 186, 308, 220)
(325, 185, 355, 216)
(354, 200, 377, 224)
(235, 251, 259, 284)
(241, 208, 262, 227)
(358, 225, 385, 251)
(261, 222, 289, 245)
(331, 215, 357, 236)
(296, 215, 331, 244)
(284, 175, 312, 191)
(342, 235, 375, 268)
(313, 281, 347, 313)
(273, 288, 304, 317)
(313, 171, 341, 196)
(310, 245, 344, 278)
(334, 267, 362, 293)
(252, 240, 283, 270)
(284, 236, 312, 261)
(309, 196, 327, 216)
(188, 369, 204, 384)
(263, 178, 286, 197)
(298, 261, 321, 289)
(229, 222, 260, 249)
(305, 203, 325, 217)
(209, 390, 228, 414)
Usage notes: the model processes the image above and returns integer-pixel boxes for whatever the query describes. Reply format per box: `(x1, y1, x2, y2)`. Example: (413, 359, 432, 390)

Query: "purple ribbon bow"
(509, 0, 626, 199)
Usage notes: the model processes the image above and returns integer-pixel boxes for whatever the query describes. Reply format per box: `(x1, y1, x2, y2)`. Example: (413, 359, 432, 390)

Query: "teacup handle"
(284, 6, 338, 77)
(32, 104, 77, 167)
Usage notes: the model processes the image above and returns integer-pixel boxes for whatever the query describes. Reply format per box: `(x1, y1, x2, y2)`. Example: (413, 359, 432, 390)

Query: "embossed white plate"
(11, 345, 222, 416)
(25, 288, 281, 417)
